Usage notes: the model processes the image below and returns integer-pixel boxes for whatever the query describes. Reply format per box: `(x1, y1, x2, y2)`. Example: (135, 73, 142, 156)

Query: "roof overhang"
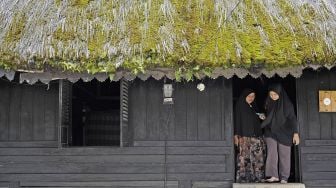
(0, 64, 333, 84)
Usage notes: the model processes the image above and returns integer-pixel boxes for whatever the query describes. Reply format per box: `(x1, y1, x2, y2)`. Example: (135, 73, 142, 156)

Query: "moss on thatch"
(0, 0, 335, 78)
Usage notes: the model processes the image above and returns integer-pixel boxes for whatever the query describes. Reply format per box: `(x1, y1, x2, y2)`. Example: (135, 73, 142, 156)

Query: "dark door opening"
(232, 75, 300, 182)
(71, 79, 120, 146)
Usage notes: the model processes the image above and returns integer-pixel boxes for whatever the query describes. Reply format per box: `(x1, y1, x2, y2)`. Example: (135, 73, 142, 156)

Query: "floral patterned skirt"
(236, 136, 266, 183)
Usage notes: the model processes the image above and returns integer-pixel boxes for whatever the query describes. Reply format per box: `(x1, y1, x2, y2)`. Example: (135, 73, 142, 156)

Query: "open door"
(232, 75, 300, 182)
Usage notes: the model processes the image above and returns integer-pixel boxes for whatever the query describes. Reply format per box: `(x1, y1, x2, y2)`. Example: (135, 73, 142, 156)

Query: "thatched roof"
(1, 0, 336, 81)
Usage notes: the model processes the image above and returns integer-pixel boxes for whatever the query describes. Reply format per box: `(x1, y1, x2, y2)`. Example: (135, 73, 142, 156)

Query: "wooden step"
(0, 182, 10, 188)
(233, 183, 305, 188)
(19, 181, 178, 188)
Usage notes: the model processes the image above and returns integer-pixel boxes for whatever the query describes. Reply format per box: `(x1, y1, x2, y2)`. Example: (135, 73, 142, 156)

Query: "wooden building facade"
(1, 1, 335, 187)
(0, 69, 336, 188)
(0, 74, 234, 188)
(296, 69, 336, 188)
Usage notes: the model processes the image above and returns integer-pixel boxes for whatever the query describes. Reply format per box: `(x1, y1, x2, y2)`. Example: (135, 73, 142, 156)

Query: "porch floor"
(233, 183, 305, 188)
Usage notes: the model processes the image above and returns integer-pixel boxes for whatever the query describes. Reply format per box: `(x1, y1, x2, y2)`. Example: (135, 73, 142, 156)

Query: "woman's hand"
(256, 113, 266, 120)
(234, 135, 239, 146)
(259, 113, 266, 120)
(293, 133, 300, 145)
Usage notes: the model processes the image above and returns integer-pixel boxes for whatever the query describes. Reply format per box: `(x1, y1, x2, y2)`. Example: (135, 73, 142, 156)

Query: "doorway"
(232, 74, 300, 182)
(71, 79, 120, 146)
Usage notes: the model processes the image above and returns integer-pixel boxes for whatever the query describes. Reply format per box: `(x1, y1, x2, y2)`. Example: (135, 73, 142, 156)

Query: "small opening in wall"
(71, 79, 120, 146)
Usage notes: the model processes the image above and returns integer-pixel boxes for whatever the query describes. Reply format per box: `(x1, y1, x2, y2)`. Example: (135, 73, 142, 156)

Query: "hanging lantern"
(163, 83, 174, 104)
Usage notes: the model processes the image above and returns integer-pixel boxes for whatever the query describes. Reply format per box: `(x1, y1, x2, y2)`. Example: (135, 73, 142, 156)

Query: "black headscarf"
(234, 88, 262, 137)
(261, 84, 295, 130)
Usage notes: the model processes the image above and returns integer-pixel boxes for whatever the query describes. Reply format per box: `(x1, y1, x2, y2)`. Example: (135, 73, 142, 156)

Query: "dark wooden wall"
(128, 78, 234, 188)
(297, 69, 336, 188)
(3, 69, 336, 187)
(0, 79, 59, 145)
(0, 77, 233, 188)
(129, 78, 232, 141)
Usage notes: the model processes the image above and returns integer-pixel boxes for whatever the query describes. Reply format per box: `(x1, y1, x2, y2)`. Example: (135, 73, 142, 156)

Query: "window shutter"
(120, 79, 129, 147)
(60, 80, 72, 146)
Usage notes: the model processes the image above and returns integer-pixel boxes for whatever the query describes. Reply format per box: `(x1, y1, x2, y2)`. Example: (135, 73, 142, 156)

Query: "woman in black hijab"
(234, 88, 266, 183)
(261, 84, 300, 183)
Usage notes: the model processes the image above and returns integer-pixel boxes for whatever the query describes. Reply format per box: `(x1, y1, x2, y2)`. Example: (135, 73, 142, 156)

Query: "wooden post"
(58, 79, 63, 148)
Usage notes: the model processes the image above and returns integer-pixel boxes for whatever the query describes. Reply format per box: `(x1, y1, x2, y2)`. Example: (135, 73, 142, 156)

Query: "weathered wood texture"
(128, 78, 234, 188)
(0, 80, 59, 143)
(297, 69, 336, 188)
(0, 142, 233, 188)
(129, 78, 232, 142)
(0, 78, 233, 188)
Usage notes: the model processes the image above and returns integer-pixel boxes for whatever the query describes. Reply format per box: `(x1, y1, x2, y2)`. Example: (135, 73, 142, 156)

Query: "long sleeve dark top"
(264, 111, 298, 146)
(234, 105, 263, 137)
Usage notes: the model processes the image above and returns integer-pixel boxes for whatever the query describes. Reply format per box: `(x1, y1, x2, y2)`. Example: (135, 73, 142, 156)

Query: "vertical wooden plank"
(54, 82, 60, 143)
(221, 79, 226, 141)
(59, 80, 64, 147)
(0, 80, 10, 141)
(209, 79, 222, 140)
(33, 86, 45, 140)
(160, 105, 171, 140)
(298, 76, 311, 183)
(45, 83, 57, 141)
(159, 81, 171, 141)
(223, 78, 234, 174)
(132, 79, 147, 140)
(330, 70, 336, 139)
(186, 82, 198, 140)
(146, 79, 161, 140)
(20, 85, 33, 140)
(223, 78, 233, 142)
(174, 82, 187, 140)
(197, 80, 210, 140)
(306, 71, 320, 139)
(168, 94, 176, 141)
(319, 72, 332, 139)
(9, 84, 21, 140)
(296, 76, 308, 146)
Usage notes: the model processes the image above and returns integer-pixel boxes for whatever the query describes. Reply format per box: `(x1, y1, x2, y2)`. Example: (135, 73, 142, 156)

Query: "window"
(59, 78, 128, 147)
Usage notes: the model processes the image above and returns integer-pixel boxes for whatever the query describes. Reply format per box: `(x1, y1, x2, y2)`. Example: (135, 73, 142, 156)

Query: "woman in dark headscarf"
(261, 84, 300, 183)
(234, 88, 266, 183)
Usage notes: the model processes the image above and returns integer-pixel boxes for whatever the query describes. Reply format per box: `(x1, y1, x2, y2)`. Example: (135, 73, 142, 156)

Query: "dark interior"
(71, 79, 120, 146)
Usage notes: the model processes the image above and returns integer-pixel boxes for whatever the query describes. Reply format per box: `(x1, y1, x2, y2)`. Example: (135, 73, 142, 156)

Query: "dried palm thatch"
(0, 0, 335, 78)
